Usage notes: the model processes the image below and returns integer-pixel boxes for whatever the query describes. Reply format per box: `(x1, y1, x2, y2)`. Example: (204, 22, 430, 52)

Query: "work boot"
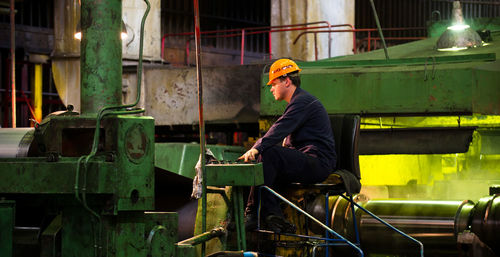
(264, 215, 296, 234)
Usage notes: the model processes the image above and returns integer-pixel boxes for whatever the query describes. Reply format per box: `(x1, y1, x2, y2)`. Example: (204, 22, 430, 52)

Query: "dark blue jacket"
(253, 87, 336, 170)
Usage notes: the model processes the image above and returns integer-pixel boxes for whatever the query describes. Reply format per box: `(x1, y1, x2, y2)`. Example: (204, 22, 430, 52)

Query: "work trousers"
(247, 145, 331, 218)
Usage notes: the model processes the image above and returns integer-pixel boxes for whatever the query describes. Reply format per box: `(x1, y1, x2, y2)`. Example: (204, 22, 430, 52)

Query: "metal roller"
(358, 200, 468, 256)
(305, 193, 500, 256)
(470, 194, 500, 255)
(0, 128, 35, 158)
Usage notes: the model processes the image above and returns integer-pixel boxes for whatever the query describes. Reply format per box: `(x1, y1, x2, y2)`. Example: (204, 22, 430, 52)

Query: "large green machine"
(0, 1, 263, 256)
(0, 0, 177, 256)
(0, 1, 204, 256)
(2, 0, 500, 256)
(257, 17, 500, 257)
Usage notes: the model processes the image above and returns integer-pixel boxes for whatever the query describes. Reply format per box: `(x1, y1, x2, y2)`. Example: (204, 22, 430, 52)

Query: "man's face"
(270, 77, 288, 101)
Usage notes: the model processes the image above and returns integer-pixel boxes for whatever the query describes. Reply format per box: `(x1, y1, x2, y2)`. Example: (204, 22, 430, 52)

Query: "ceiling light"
(436, 1, 482, 51)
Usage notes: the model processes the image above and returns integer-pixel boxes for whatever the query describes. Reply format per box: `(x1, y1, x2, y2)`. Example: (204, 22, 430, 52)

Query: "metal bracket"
(424, 56, 436, 81)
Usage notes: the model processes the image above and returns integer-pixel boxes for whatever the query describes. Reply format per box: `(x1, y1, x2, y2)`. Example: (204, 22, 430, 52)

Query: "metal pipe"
(192, 0, 207, 256)
(368, 31, 371, 52)
(268, 31, 272, 59)
(314, 33, 318, 61)
(33, 64, 42, 123)
(369, 0, 390, 60)
(10, 0, 15, 128)
(240, 29, 245, 65)
(80, 0, 122, 115)
(177, 227, 226, 246)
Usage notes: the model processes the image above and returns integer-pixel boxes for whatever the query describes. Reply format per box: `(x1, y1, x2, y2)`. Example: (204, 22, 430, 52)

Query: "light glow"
(74, 31, 82, 40)
(121, 32, 128, 40)
(447, 24, 470, 31)
(437, 46, 468, 52)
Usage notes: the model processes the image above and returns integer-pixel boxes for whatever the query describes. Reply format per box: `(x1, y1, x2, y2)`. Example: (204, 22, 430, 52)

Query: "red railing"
(162, 24, 426, 65)
(294, 27, 426, 58)
(161, 21, 352, 65)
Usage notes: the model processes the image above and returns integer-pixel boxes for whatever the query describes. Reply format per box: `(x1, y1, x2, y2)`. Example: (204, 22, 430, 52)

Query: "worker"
(239, 58, 336, 233)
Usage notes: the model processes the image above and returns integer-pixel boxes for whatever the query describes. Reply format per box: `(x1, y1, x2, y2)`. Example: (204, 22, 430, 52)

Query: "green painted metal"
(0, 0, 199, 256)
(80, 0, 122, 115)
(261, 19, 500, 117)
(175, 244, 197, 256)
(145, 212, 178, 257)
(0, 157, 115, 194)
(177, 227, 225, 246)
(115, 116, 155, 211)
(205, 163, 264, 187)
(306, 53, 495, 68)
(155, 143, 246, 179)
(41, 214, 63, 257)
(59, 210, 179, 257)
(232, 187, 246, 250)
(0, 200, 14, 257)
(0, 115, 158, 256)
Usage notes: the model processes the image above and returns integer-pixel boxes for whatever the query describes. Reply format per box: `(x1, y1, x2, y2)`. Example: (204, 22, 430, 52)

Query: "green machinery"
(2, 0, 500, 256)
(0, 0, 255, 256)
(0, 0, 177, 256)
(0, 1, 264, 256)
(257, 17, 500, 257)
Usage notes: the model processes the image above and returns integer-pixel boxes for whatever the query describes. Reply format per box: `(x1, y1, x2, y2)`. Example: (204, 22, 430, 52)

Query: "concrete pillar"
(271, 0, 354, 61)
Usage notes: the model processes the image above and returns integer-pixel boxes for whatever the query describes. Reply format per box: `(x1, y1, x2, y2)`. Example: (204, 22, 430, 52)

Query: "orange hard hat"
(267, 59, 302, 85)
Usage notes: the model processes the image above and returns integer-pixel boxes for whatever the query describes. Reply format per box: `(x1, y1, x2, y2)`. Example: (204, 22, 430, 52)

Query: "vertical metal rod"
(325, 192, 330, 257)
(192, 0, 207, 256)
(268, 31, 272, 60)
(233, 189, 242, 249)
(349, 195, 361, 244)
(33, 64, 42, 123)
(236, 187, 247, 250)
(10, 0, 16, 128)
(368, 31, 371, 52)
(185, 40, 190, 66)
(327, 22, 331, 58)
(240, 29, 245, 65)
(314, 33, 318, 61)
(369, 0, 390, 60)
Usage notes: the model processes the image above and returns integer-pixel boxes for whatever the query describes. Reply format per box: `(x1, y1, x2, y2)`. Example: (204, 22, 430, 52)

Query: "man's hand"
(238, 148, 259, 162)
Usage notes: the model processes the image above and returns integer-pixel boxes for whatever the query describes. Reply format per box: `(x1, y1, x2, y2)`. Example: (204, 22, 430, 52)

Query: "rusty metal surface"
(144, 64, 263, 125)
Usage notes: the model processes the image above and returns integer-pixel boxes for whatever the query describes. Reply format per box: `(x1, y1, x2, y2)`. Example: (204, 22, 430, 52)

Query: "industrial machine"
(2, 0, 500, 256)
(254, 14, 500, 257)
(0, 0, 263, 256)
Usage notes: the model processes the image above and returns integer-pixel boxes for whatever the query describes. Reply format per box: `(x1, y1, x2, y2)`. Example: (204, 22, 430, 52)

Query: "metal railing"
(293, 27, 426, 59)
(162, 24, 427, 65)
(161, 21, 351, 65)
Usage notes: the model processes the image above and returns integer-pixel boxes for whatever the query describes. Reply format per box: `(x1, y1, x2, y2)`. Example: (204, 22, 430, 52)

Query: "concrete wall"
(123, 0, 162, 61)
(271, 0, 354, 61)
(142, 64, 263, 125)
